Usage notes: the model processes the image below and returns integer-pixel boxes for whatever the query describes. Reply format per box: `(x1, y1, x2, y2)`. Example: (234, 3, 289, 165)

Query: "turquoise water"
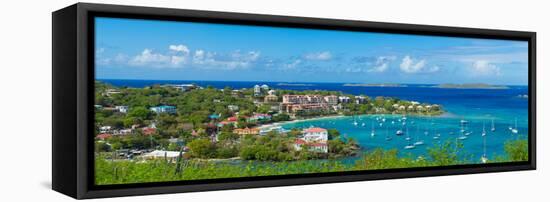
(281, 114, 527, 162)
(101, 79, 529, 163)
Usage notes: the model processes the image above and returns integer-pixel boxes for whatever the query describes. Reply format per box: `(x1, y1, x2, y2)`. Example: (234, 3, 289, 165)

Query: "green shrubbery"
(95, 139, 528, 185)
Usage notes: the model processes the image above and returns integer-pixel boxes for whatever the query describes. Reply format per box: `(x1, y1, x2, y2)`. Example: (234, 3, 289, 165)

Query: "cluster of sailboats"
(351, 114, 522, 164)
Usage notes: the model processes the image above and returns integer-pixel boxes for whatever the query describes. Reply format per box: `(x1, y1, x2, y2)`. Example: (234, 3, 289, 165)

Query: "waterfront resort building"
(355, 96, 368, 104)
(233, 127, 260, 135)
(150, 105, 176, 114)
(259, 125, 288, 135)
(294, 140, 328, 153)
(303, 127, 328, 142)
(280, 94, 339, 114)
(338, 96, 351, 103)
(293, 127, 329, 153)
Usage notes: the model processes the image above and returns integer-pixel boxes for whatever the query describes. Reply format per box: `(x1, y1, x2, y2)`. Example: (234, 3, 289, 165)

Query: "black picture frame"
(52, 3, 536, 199)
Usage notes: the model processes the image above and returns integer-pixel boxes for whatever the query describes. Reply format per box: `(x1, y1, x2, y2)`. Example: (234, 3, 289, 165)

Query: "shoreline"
(258, 113, 447, 129)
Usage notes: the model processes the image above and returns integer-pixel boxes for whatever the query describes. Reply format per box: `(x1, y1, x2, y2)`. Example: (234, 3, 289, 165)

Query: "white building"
(259, 125, 288, 135)
(261, 84, 269, 91)
(254, 85, 261, 96)
(227, 105, 239, 111)
(150, 105, 176, 114)
(303, 127, 328, 142)
(338, 96, 351, 103)
(99, 126, 112, 133)
(324, 95, 338, 105)
(115, 105, 129, 113)
(294, 139, 328, 153)
(355, 96, 367, 104)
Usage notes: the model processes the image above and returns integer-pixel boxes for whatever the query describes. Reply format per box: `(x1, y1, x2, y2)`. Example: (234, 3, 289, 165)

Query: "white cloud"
(399, 55, 438, 73)
(305, 51, 332, 61)
(283, 59, 302, 69)
(169, 44, 190, 54)
(368, 56, 395, 72)
(128, 49, 173, 67)
(192, 50, 261, 69)
(471, 60, 500, 76)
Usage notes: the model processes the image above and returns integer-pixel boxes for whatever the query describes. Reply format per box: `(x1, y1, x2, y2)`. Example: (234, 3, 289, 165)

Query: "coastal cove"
(98, 79, 528, 161)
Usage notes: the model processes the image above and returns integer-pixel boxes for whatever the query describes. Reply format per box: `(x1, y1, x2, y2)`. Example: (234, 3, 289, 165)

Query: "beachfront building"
(338, 96, 351, 103)
(294, 140, 328, 153)
(261, 84, 269, 91)
(293, 127, 329, 153)
(280, 94, 339, 115)
(355, 96, 368, 104)
(115, 105, 129, 113)
(303, 127, 328, 142)
(259, 125, 287, 135)
(248, 113, 272, 122)
(233, 127, 260, 135)
(324, 95, 338, 105)
(150, 105, 176, 114)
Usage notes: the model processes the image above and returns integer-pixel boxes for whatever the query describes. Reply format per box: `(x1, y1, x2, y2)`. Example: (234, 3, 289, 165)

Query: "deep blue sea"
(99, 79, 529, 162)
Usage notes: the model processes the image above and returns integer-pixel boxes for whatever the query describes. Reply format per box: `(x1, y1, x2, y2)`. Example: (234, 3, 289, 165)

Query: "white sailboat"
(458, 122, 468, 140)
(404, 126, 415, 149)
(404, 125, 415, 149)
(433, 133, 441, 140)
(511, 118, 518, 134)
(481, 132, 488, 163)
(370, 121, 376, 137)
(405, 125, 411, 141)
(482, 122, 487, 137)
(491, 118, 496, 132)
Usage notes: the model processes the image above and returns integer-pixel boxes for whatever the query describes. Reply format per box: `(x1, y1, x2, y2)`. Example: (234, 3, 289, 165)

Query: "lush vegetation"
(94, 81, 440, 162)
(95, 139, 528, 185)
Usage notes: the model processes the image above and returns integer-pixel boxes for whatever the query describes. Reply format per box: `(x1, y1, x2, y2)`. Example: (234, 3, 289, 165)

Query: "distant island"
(277, 83, 315, 86)
(343, 83, 408, 87)
(433, 83, 509, 89)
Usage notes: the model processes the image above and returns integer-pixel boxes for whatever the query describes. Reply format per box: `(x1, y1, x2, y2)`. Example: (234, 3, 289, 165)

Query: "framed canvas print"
(52, 3, 536, 199)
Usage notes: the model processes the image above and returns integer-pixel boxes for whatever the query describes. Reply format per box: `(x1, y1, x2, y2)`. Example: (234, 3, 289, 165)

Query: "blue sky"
(95, 17, 528, 85)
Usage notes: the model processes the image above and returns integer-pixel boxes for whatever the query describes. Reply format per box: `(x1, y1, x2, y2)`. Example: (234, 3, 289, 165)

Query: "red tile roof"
(295, 139, 307, 145)
(96, 133, 112, 140)
(142, 127, 156, 135)
(304, 127, 327, 133)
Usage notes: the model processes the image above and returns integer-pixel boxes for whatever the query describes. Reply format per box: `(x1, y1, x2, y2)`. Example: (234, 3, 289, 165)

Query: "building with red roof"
(96, 133, 112, 140)
(142, 127, 156, 136)
(303, 127, 328, 142)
